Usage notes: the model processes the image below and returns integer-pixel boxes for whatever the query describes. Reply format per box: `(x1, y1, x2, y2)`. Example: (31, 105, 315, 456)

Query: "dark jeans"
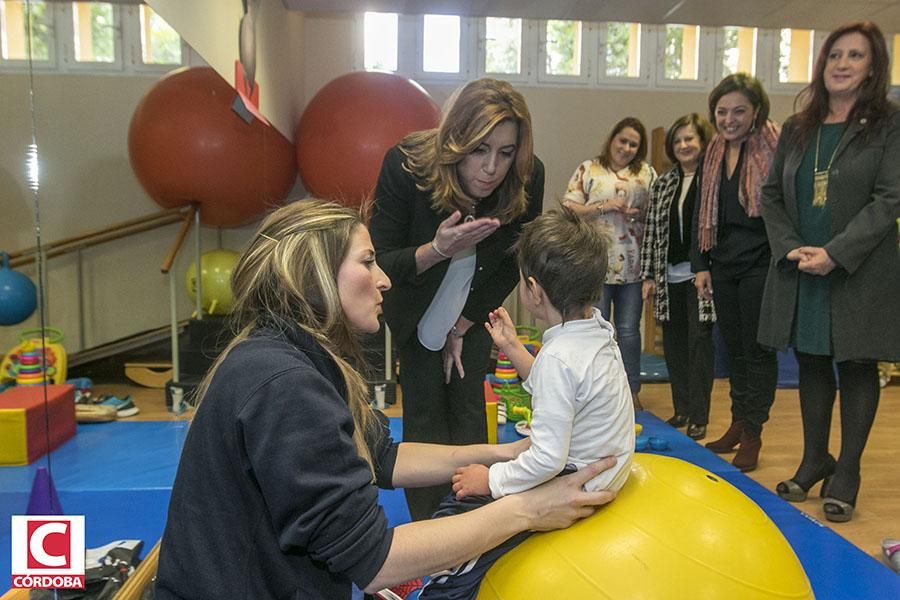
(598, 281, 643, 393)
(418, 465, 577, 600)
(794, 353, 880, 503)
(662, 280, 714, 425)
(712, 270, 777, 434)
(399, 327, 493, 521)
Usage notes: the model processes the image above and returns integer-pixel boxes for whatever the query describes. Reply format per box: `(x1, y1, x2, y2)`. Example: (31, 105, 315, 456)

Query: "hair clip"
(259, 233, 278, 242)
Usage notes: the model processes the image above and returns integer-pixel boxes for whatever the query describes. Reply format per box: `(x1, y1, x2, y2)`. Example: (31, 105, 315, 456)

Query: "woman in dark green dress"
(759, 21, 900, 523)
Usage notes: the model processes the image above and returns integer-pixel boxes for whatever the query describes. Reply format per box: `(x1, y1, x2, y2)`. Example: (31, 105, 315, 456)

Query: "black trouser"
(399, 327, 492, 521)
(712, 270, 777, 435)
(794, 353, 880, 503)
(662, 280, 714, 425)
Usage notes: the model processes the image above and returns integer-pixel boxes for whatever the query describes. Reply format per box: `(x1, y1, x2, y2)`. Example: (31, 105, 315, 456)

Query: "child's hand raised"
(452, 464, 491, 499)
(484, 307, 519, 353)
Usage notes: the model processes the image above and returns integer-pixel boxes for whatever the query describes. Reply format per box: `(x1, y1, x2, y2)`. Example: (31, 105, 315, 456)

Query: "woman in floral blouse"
(563, 117, 656, 409)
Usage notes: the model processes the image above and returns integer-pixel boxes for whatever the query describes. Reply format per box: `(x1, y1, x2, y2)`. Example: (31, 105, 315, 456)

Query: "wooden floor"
(99, 376, 899, 565)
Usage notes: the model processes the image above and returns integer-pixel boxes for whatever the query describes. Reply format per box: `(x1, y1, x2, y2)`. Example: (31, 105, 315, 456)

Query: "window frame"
(0, 0, 58, 70)
(359, 10, 400, 73)
(61, 1, 123, 72)
(537, 18, 592, 85)
(475, 15, 530, 84)
(414, 13, 471, 84)
(765, 27, 826, 93)
(716, 25, 758, 79)
(0, 2, 192, 76)
(596, 21, 652, 89)
(653, 23, 714, 90)
(130, 3, 189, 74)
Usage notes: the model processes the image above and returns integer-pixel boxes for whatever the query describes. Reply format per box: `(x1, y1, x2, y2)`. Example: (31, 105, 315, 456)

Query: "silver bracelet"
(450, 325, 466, 338)
(431, 239, 451, 258)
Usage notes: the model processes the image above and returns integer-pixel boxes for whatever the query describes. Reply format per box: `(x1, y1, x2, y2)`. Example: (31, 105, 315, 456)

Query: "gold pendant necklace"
(812, 126, 840, 208)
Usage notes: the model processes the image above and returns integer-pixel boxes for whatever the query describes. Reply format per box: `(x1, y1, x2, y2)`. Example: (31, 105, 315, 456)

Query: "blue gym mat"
(1, 417, 897, 596)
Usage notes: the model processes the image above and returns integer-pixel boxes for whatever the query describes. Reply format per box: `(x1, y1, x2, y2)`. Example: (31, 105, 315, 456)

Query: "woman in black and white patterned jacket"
(640, 113, 716, 440)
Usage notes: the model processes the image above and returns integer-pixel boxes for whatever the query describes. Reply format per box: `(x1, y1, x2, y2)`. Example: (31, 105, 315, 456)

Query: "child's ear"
(526, 276, 545, 304)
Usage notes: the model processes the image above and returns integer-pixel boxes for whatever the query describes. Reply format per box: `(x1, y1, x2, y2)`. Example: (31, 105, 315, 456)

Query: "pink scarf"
(697, 120, 780, 251)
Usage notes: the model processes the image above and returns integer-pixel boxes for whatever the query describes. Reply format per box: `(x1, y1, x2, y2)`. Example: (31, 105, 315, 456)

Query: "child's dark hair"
(514, 207, 608, 322)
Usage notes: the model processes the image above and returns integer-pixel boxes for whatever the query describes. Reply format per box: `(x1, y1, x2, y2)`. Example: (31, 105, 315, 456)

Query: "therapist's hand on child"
(484, 307, 519, 352)
(520, 457, 618, 531)
(452, 464, 491, 499)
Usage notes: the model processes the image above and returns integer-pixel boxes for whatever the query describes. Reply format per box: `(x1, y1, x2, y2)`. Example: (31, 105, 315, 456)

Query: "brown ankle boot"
(705, 420, 745, 453)
(732, 431, 762, 472)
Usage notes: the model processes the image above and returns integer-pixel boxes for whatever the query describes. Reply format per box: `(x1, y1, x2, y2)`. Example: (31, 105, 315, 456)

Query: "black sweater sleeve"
(369, 146, 425, 287)
(237, 365, 394, 589)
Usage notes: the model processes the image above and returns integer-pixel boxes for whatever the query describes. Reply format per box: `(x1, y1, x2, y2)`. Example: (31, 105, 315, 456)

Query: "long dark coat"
(758, 104, 900, 362)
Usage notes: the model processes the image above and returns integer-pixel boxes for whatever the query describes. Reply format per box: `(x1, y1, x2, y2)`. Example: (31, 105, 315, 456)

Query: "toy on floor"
(478, 454, 814, 600)
(492, 351, 519, 385)
(1, 327, 67, 387)
(635, 434, 670, 452)
(495, 384, 532, 423)
(485, 325, 543, 426)
(0, 384, 76, 465)
(883, 539, 900, 573)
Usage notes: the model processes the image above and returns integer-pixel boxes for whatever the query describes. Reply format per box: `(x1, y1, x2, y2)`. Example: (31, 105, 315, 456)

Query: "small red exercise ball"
(295, 72, 441, 207)
(128, 67, 297, 227)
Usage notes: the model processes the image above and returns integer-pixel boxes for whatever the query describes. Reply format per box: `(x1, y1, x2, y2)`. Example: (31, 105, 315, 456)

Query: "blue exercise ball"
(0, 252, 37, 326)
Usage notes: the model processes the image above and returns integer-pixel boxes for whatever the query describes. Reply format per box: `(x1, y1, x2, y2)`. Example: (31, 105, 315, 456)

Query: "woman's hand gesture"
(433, 211, 501, 257)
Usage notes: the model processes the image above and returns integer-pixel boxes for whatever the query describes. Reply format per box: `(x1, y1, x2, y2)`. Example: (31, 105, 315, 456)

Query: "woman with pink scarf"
(690, 74, 780, 472)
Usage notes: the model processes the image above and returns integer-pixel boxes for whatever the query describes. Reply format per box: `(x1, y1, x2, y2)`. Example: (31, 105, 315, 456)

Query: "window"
(363, 11, 397, 71)
(422, 14, 459, 73)
(72, 2, 115, 63)
(484, 16, 521, 74)
(722, 26, 756, 76)
(778, 28, 814, 83)
(663, 24, 699, 80)
(0, 2, 189, 73)
(1, 0, 52, 61)
(139, 4, 180, 65)
(605, 22, 640, 78)
(544, 19, 581, 76)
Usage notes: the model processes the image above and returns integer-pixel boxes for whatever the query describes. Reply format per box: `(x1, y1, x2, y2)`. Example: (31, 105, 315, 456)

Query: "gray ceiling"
(283, 0, 900, 32)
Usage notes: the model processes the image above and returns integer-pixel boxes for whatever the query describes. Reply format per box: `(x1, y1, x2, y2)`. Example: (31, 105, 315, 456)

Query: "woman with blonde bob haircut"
(371, 78, 545, 521)
(156, 199, 613, 600)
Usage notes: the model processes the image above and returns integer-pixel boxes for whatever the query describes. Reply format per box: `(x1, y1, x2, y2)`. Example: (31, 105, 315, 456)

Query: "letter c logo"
(30, 522, 67, 567)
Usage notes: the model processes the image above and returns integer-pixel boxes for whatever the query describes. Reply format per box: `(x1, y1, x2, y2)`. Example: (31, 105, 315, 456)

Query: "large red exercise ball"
(295, 72, 441, 207)
(185, 249, 240, 315)
(0, 252, 37, 326)
(128, 67, 297, 227)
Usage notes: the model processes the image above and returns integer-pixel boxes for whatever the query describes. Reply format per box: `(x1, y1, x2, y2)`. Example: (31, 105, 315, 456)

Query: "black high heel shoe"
(775, 455, 837, 502)
(823, 475, 860, 523)
(823, 492, 857, 523)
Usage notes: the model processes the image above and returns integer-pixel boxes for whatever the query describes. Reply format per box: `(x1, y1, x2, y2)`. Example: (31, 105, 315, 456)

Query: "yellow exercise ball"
(185, 249, 240, 315)
(479, 454, 813, 600)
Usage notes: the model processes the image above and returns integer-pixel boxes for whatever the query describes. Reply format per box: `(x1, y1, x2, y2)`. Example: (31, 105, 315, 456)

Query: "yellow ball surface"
(185, 249, 240, 314)
(479, 454, 813, 600)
